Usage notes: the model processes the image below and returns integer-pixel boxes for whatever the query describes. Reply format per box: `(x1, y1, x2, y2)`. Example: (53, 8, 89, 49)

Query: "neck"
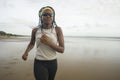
(42, 24, 52, 29)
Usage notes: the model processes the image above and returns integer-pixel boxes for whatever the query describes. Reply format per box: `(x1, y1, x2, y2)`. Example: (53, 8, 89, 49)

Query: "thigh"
(34, 59, 48, 80)
(48, 59, 58, 80)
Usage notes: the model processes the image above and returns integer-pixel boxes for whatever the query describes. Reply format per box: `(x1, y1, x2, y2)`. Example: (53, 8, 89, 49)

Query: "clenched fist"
(40, 34, 51, 46)
(22, 53, 28, 61)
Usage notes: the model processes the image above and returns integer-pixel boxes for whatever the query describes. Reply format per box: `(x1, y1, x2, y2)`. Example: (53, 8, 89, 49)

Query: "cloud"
(0, 0, 120, 36)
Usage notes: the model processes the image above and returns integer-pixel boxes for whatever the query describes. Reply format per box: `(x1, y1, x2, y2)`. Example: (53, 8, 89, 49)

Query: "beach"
(0, 37, 120, 80)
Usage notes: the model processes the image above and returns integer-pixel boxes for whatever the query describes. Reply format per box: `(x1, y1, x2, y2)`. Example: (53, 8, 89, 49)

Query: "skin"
(22, 9, 64, 61)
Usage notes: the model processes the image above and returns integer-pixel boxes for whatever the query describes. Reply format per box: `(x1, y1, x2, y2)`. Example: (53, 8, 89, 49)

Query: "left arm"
(40, 27, 64, 53)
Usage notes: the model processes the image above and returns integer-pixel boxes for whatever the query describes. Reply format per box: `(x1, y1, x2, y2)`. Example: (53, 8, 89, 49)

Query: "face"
(41, 9, 53, 25)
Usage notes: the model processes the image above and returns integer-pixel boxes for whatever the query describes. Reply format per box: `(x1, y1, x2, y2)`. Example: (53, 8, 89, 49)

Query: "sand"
(0, 37, 120, 80)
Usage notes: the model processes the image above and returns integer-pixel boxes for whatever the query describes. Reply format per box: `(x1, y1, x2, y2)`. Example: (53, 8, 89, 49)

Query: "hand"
(40, 34, 51, 46)
(22, 52, 28, 61)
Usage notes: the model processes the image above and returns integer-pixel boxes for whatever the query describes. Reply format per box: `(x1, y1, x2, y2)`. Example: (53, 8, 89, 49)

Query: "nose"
(46, 15, 51, 17)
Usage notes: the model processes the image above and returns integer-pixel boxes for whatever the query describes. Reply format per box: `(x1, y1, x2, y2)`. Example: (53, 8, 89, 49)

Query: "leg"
(48, 59, 57, 80)
(34, 59, 48, 80)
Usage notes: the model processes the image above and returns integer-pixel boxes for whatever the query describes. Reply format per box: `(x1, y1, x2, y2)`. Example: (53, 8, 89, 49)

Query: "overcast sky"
(0, 0, 120, 37)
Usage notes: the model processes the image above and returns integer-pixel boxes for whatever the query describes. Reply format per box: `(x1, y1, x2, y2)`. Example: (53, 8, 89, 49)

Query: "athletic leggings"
(34, 59, 57, 80)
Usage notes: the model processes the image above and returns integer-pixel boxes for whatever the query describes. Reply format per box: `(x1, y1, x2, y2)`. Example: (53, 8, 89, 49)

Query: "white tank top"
(35, 27, 58, 60)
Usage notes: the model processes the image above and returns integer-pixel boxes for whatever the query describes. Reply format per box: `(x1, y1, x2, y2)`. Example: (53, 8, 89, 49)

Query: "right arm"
(22, 28, 38, 61)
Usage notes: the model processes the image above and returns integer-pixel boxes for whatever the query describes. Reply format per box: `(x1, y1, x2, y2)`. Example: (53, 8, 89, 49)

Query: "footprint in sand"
(8, 57, 19, 65)
(26, 73, 31, 76)
(3, 66, 11, 69)
(13, 58, 19, 60)
(1, 72, 14, 80)
(8, 61, 17, 64)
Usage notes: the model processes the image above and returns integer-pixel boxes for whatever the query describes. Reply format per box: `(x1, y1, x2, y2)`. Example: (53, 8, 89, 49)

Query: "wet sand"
(0, 37, 120, 80)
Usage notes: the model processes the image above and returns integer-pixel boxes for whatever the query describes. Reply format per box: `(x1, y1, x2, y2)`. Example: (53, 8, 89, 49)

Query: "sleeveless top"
(35, 27, 58, 60)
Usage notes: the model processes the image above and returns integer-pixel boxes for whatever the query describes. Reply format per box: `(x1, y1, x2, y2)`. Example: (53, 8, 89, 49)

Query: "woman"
(22, 6, 64, 80)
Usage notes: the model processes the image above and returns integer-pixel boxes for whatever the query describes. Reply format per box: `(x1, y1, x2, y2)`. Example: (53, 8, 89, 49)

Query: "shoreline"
(0, 36, 30, 42)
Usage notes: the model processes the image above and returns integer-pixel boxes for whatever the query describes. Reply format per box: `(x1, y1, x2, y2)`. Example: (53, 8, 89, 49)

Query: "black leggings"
(34, 59, 57, 80)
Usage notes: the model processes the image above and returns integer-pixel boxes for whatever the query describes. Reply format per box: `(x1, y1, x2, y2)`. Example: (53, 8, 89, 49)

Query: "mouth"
(46, 19, 52, 22)
(44, 20, 52, 24)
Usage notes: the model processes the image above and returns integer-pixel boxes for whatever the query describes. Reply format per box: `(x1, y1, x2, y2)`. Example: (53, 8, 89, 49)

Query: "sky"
(0, 0, 120, 37)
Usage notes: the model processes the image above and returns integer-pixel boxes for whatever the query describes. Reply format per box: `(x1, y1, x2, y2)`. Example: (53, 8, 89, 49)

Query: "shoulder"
(55, 26, 62, 33)
(32, 27, 39, 34)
